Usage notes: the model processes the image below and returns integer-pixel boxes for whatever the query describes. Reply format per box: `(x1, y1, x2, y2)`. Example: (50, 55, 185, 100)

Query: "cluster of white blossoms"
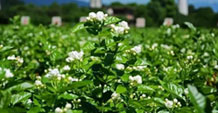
(111, 21, 130, 34)
(0, 67, 14, 78)
(62, 65, 71, 71)
(66, 51, 84, 62)
(129, 75, 142, 85)
(131, 45, 142, 54)
(86, 11, 108, 21)
(187, 55, 193, 60)
(126, 45, 142, 55)
(34, 76, 44, 88)
(45, 68, 64, 80)
(55, 103, 72, 113)
(7, 55, 24, 64)
(111, 92, 121, 100)
(116, 64, 125, 70)
(45, 68, 80, 82)
(165, 98, 181, 109)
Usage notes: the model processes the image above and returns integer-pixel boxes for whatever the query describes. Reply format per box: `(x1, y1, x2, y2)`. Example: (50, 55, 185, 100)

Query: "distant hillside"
(21, 0, 89, 6)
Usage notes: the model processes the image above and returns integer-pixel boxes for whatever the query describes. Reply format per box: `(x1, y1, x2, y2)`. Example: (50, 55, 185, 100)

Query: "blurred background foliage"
(0, 0, 218, 27)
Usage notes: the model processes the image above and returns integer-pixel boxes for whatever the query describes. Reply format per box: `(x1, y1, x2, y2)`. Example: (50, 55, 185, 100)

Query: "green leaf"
(128, 100, 145, 109)
(7, 82, 33, 92)
(83, 42, 95, 51)
(153, 97, 165, 105)
(72, 22, 86, 33)
(0, 46, 14, 52)
(137, 85, 155, 94)
(70, 110, 83, 113)
(104, 53, 114, 66)
(27, 107, 44, 113)
(164, 83, 184, 100)
(58, 93, 78, 100)
(116, 85, 127, 93)
(0, 91, 11, 108)
(65, 81, 92, 91)
(11, 92, 31, 105)
(158, 111, 169, 113)
(104, 16, 121, 25)
(175, 107, 194, 113)
(188, 85, 206, 113)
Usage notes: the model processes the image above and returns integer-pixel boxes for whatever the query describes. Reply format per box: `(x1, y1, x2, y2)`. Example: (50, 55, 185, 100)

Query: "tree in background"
(0, 0, 24, 24)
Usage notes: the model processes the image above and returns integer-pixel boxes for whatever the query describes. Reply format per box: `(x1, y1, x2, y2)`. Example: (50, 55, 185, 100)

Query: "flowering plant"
(0, 13, 217, 113)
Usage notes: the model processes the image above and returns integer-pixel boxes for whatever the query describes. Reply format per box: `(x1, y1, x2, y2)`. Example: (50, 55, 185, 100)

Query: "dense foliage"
(0, 0, 218, 27)
(0, 13, 218, 113)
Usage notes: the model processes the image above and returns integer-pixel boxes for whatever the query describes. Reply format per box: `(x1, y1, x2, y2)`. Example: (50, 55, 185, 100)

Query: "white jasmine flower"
(181, 48, 186, 53)
(161, 44, 171, 50)
(68, 77, 79, 82)
(49, 69, 60, 76)
(173, 99, 178, 103)
(57, 77, 61, 80)
(66, 51, 84, 62)
(111, 21, 129, 34)
(96, 11, 105, 21)
(133, 66, 146, 71)
(89, 12, 96, 19)
(203, 52, 209, 57)
(116, 64, 125, 70)
(142, 94, 146, 97)
(55, 107, 63, 113)
(118, 43, 123, 47)
(16, 56, 24, 63)
(165, 99, 174, 108)
(27, 99, 32, 104)
(7, 55, 16, 60)
(177, 102, 182, 107)
(151, 43, 158, 49)
(5, 69, 14, 78)
(63, 65, 70, 71)
(65, 103, 72, 109)
(131, 45, 142, 54)
(35, 80, 42, 86)
(119, 21, 130, 30)
(87, 11, 107, 21)
(77, 99, 81, 102)
(187, 55, 193, 60)
(111, 92, 120, 100)
(140, 94, 146, 98)
(7, 55, 24, 63)
(214, 65, 218, 69)
(36, 76, 41, 80)
(114, 26, 125, 34)
(45, 68, 62, 79)
(129, 75, 142, 85)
